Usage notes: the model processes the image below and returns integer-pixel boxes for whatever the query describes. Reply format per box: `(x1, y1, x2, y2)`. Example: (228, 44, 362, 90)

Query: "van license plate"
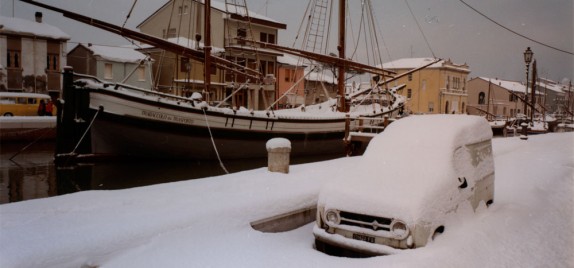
(352, 233, 375, 243)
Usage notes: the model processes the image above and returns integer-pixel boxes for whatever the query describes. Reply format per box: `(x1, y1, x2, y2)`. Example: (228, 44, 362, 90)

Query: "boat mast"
(338, 0, 347, 112)
(204, 0, 212, 96)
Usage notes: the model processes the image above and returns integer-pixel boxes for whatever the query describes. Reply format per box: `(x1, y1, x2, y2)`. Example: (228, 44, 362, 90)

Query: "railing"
(344, 115, 391, 142)
(440, 88, 467, 95)
(71, 72, 193, 104)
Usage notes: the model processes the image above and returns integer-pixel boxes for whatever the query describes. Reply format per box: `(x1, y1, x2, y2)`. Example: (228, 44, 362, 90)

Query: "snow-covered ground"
(0, 132, 573, 267)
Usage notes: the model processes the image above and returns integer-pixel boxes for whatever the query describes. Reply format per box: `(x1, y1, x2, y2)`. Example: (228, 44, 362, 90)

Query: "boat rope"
(216, 80, 250, 108)
(71, 107, 101, 155)
(202, 108, 229, 174)
(404, 0, 436, 58)
(266, 66, 317, 111)
(8, 127, 53, 161)
(121, 0, 138, 28)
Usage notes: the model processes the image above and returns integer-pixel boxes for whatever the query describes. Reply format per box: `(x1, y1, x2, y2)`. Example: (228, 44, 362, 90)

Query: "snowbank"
(0, 133, 572, 268)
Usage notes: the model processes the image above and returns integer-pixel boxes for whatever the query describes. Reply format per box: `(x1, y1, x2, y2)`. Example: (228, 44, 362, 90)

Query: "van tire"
(3, 113, 13, 117)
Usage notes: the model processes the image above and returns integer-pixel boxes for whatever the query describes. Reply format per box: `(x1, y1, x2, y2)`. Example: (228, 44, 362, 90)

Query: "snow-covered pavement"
(1, 132, 573, 267)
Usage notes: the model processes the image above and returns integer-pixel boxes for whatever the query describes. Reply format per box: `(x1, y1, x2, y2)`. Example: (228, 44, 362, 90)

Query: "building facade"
(536, 78, 570, 115)
(136, 0, 286, 110)
(67, 44, 154, 89)
(276, 55, 306, 108)
(381, 58, 470, 115)
(0, 13, 69, 98)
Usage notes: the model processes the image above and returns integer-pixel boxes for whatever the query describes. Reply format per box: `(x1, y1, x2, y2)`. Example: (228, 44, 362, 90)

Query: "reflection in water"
(0, 141, 343, 204)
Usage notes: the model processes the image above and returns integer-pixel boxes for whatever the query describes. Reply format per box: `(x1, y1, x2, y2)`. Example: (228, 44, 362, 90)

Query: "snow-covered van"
(313, 115, 495, 256)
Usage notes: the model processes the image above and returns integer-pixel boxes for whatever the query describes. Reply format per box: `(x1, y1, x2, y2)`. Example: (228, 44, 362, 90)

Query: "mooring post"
(266, 138, 291, 174)
(56, 67, 76, 157)
(520, 122, 528, 140)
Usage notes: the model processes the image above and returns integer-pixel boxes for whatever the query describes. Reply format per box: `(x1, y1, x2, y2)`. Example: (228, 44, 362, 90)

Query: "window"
(260, 32, 276, 44)
(428, 102, 434, 113)
(47, 53, 59, 71)
(454, 77, 461, 89)
(478, 92, 486, 105)
(7, 50, 21, 68)
(178, 5, 188, 15)
(180, 57, 190, 73)
(407, 88, 412, 99)
(237, 28, 247, 45)
(209, 63, 216, 75)
(137, 66, 146, 81)
(267, 61, 275, 75)
(104, 63, 113, 79)
(408, 73, 412, 81)
(163, 28, 177, 39)
(260, 61, 267, 75)
(509, 94, 518, 102)
(285, 69, 291, 82)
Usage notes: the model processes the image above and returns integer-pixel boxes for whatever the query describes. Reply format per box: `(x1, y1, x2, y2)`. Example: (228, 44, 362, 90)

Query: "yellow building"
(381, 58, 470, 114)
(136, 0, 286, 110)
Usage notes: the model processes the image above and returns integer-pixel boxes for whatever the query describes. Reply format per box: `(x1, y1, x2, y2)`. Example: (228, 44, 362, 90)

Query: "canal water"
(0, 141, 342, 204)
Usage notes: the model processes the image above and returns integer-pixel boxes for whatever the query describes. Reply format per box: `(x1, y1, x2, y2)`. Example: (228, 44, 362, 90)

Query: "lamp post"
(523, 47, 533, 118)
(521, 47, 534, 140)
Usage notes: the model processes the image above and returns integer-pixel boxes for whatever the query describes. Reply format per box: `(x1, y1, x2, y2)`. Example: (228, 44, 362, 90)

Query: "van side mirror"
(458, 177, 468, 189)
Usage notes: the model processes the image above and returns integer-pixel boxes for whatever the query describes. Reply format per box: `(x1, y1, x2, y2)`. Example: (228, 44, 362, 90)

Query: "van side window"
(28, 98, 38, 104)
(0, 97, 15, 104)
(17, 97, 27, 104)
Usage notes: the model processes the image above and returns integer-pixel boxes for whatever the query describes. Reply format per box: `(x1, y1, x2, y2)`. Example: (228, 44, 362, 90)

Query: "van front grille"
(339, 211, 392, 231)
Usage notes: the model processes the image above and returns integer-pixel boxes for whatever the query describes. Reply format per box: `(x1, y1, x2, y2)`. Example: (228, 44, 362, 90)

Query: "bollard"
(266, 138, 291, 174)
(520, 122, 528, 140)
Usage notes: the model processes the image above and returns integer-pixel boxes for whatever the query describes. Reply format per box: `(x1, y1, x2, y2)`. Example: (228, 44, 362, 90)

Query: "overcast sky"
(1, 0, 572, 83)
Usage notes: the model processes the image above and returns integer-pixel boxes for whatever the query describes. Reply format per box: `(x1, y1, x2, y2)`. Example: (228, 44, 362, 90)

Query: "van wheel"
(3, 113, 13, 117)
(431, 226, 445, 241)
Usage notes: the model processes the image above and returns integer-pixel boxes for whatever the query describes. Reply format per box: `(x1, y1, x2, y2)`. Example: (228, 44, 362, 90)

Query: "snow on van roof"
(319, 115, 492, 223)
(0, 15, 70, 40)
(0, 92, 52, 98)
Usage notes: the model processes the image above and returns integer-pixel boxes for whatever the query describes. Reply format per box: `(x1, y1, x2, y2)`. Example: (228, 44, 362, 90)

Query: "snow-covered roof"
(381, 58, 443, 69)
(0, 15, 70, 40)
(277, 54, 308, 67)
(209, 0, 277, 23)
(379, 58, 470, 73)
(537, 78, 567, 94)
(305, 67, 337, 84)
(478, 77, 528, 94)
(75, 44, 148, 63)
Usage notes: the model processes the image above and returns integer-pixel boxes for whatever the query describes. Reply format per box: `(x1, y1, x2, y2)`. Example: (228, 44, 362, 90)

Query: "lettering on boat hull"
(141, 110, 194, 125)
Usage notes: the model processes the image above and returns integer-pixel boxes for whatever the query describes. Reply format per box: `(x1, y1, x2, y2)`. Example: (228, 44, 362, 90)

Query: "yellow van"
(0, 92, 56, 116)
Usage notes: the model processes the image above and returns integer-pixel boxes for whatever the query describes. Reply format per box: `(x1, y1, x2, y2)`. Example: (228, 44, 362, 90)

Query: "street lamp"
(523, 47, 533, 117)
(521, 47, 534, 140)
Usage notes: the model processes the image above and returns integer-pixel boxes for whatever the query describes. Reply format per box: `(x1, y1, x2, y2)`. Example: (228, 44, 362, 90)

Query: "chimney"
(35, 12, 43, 23)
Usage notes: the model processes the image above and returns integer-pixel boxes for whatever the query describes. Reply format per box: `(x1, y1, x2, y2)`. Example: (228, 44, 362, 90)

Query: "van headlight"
(325, 209, 340, 225)
(390, 220, 409, 238)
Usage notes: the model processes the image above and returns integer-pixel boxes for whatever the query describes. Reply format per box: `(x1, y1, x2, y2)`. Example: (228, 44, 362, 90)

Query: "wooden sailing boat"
(21, 0, 432, 161)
